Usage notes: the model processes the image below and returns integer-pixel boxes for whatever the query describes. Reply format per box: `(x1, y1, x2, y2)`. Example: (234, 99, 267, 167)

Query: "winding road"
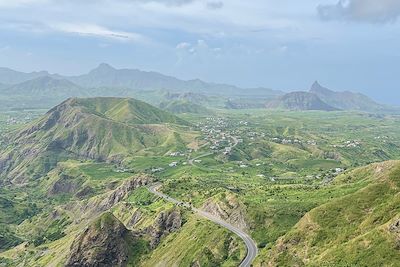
(147, 183, 258, 267)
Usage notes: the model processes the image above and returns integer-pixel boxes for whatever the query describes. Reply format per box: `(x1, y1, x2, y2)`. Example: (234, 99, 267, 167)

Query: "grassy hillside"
(75, 97, 189, 125)
(159, 99, 212, 114)
(141, 214, 245, 267)
(256, 161, 400, 266)
(0, 97, 195, 184)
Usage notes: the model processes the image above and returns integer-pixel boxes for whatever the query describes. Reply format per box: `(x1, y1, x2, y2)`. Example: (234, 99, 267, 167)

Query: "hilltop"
(266, 91, 338, 111)
(0, 97, 192, 184)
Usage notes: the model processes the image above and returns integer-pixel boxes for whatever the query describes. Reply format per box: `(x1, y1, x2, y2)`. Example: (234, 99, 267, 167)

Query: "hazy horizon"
(1, 0, 400, 105)
(2, 2, 400, 266)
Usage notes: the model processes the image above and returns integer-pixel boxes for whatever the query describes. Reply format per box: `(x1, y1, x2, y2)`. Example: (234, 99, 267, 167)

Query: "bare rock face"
(75, 185, 94, 199)
(146, 209, 182, 248)
(127, 209, 142, 228)
(96, 175, 151, 212)
(389, 219, 400, 249)
(202, 193, 249, 231)
(48, 173, 81, 196)
(66, 212, 135, 267)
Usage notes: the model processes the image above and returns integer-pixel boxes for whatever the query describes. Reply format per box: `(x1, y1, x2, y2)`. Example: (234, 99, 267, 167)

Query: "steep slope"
(0, 97, 192, 184)
(258, 161, 400, 266)
(66, 212, 144, 267)
(310, 81, 384, 111)
(266, 91, 338, 111)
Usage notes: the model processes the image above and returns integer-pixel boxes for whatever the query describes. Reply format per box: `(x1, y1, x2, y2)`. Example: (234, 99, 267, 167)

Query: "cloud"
(51, 23, 147, 42)
(0, 45, 10, 52)
(176, 39, 221, 55)
(176, 42, 191, 49)
(0, 0, 49, 8)
(128, 0, 195, 7)
(318, 0, 400, 23)
(206, 1, 223, 10)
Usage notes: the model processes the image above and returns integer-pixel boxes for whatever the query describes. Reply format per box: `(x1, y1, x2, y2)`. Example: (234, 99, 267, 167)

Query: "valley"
(1, 1, 399, 266)
(0, 97, 399, 266)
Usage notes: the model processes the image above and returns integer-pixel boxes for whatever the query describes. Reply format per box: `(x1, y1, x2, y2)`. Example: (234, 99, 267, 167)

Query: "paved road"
(147, 183, 258, 267)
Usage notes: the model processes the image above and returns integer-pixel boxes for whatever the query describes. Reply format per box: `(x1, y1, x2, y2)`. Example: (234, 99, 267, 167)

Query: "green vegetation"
(256, 161, 400, 266)
(0, 99, 400, 267)
(141, 215, 245, 267)
(159, 99, 212, 115)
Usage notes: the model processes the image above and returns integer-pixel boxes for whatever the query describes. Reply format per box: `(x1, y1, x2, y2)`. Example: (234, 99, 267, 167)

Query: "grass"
(1, 108, 400, 266)
(256, 161, 400, 266)
(79, 163, 133, 180)
(141, 214, 245, 267)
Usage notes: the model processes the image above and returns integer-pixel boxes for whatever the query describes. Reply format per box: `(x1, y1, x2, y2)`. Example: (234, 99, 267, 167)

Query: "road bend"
(147, 183, 258, 267)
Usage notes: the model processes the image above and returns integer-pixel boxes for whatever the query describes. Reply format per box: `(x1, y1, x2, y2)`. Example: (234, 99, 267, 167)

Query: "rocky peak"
(91, 63, 116, 74)
(66, 212, 135, 267)
(310, 81, 333, 94)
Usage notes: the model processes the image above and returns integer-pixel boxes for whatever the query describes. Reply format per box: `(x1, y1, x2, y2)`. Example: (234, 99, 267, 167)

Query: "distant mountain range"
(0, 64, 394, 112)
(0, 64, 282, 110)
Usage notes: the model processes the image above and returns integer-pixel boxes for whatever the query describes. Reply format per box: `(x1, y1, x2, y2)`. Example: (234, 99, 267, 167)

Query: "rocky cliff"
(66, 212, 138, 267)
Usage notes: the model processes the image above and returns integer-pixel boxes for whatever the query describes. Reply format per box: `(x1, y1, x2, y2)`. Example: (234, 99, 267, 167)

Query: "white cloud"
(318, 0, 400, 23)
(51, 23, 144, 41)
(176, 39, 221, 56)
(52, 23, 146, 42)
(176, 42, 191, 49)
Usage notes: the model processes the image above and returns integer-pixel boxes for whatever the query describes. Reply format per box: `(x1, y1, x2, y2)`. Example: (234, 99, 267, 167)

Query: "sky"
(0, 0, 400, 105)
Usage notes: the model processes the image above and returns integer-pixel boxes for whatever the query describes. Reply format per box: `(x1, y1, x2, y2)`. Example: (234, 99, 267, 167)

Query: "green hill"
(266, 91, 338, 111)
(0, 97, 192, 184)
(257, 161, 400, 266)
(159, 100, 211, 114)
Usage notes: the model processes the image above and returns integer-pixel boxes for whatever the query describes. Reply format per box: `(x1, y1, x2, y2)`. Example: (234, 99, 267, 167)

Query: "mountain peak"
(310, 81, 333, 94)
(94, 63, 116, 72)
(266, 91, 338, 111)
(312, 80, 321, 88)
